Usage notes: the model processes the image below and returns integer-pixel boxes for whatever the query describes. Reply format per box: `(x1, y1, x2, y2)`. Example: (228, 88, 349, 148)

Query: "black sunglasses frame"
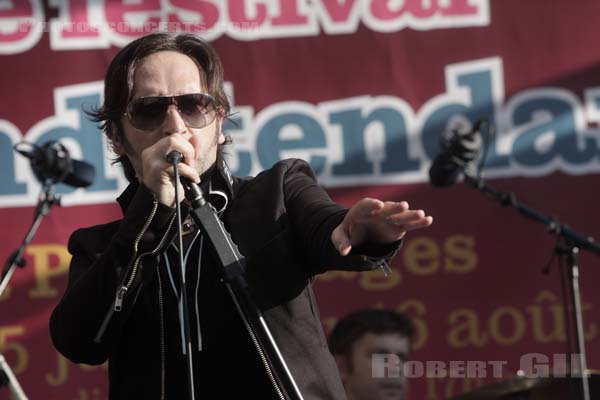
(124, 93, 218, 132)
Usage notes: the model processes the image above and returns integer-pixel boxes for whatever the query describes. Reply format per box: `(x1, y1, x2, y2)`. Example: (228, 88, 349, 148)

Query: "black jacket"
(50, 158, 395, 399)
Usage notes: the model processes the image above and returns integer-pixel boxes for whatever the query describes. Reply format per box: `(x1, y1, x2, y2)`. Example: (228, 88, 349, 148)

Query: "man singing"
(50, 32, 432, 399)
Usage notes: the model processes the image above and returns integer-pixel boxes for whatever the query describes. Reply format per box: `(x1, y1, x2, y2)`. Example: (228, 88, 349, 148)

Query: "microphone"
(166, 151, 206, 207)
(166, 150, 183, 164)
(428, 120, 483, 187)
(15, 141, 96, 188)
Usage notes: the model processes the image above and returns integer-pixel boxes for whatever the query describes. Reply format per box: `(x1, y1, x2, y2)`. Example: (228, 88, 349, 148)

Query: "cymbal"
(451, 371, 600, 400)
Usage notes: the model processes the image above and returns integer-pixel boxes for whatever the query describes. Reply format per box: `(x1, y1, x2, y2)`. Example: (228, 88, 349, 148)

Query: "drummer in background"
(329, 309, 414, 400)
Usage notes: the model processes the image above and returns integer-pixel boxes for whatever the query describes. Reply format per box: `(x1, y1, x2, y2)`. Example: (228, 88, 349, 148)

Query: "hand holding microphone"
(167, 151, 206, 207)
(140, 134, 200, 207)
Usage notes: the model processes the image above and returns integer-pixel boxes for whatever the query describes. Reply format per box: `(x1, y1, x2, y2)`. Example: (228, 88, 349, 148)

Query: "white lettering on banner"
(48, 0, 111, 50)
(0, 0, 44, 54)
(1, 56, 599, 207)
(0, 0, 490, 53)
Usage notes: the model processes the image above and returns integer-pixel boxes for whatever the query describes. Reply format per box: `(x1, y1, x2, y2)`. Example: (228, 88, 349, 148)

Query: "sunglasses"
(125, 93, 218, 132)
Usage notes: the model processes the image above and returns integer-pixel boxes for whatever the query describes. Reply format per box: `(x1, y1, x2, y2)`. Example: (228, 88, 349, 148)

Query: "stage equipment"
(429, 119, 599, 400)
(452, 371, 600, 399)
(0, 141, 97, 399)
(14, 141, 95, 188)
(168, 151, 304, 400)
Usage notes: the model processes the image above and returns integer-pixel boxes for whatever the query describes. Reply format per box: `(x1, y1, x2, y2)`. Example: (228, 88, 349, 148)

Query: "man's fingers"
(338, 197, 433, 253)
(160, 133, 196, 166)
(388, 209, 426, 225)
(357, 198, 384, 215)
(174, 163, 201, 184)
(372, 201, 409, 217)
(395, 216, 434, 231)
(331, 225, 352, 256)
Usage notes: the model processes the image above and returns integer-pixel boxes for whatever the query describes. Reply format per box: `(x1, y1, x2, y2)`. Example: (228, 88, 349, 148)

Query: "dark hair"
(87, 32, 231, 180)
(329, 309, 414, 356)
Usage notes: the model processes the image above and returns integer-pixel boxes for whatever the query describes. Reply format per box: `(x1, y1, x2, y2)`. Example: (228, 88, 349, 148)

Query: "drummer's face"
(337, 333, 410, 400)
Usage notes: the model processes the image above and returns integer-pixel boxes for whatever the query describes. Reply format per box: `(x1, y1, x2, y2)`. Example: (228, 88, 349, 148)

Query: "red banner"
(1, 1, 600, 398)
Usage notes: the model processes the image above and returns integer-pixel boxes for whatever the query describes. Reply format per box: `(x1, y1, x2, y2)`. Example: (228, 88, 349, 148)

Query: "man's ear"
(109, 124, 126, 156)
(217, 116, 225, 145)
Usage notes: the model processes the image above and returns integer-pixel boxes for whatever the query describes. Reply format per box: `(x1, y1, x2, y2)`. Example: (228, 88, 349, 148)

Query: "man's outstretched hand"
(331, 199, 433, 256)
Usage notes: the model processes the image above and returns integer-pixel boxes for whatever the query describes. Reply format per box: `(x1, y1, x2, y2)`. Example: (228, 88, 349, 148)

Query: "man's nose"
(162, 105, 187, 136)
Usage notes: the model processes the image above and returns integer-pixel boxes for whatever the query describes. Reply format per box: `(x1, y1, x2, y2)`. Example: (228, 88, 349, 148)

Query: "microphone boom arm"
(462, 173, 600, 255)
(460, 170, 594, 400)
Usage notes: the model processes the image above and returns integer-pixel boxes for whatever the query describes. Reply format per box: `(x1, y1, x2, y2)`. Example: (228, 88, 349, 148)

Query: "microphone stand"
(0, 354, 28, 400)
(0, 180, 60, 297)
(0, 181, 58, 400)
(461, 172, 596, 400)
(182, 181, 304, 400)
(169, 158, 196, 400)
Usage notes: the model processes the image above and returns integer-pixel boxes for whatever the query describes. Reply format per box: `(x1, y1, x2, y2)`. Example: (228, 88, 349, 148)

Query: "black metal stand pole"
(170, 161, 196, 400)
(461, 173, 594, 400)
(184, 182, 303, 400)
(567, 246, 591, 399)
(0, 181, 58, 400)
(0, 182, 59, 297)
(0, 354, 27, 400)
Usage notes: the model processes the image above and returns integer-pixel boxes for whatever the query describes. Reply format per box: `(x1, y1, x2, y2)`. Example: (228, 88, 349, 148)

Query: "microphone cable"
(167, 151, 196, 400)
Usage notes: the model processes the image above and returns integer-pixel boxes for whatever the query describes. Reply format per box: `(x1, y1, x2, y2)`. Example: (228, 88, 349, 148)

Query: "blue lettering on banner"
(256, 105, 327, 174)
(1, 57, 599, 207)
(0, 121, 27, 197)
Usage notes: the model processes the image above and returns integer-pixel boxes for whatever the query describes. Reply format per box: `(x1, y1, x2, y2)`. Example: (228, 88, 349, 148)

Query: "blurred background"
(0, 0, 599, 398)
